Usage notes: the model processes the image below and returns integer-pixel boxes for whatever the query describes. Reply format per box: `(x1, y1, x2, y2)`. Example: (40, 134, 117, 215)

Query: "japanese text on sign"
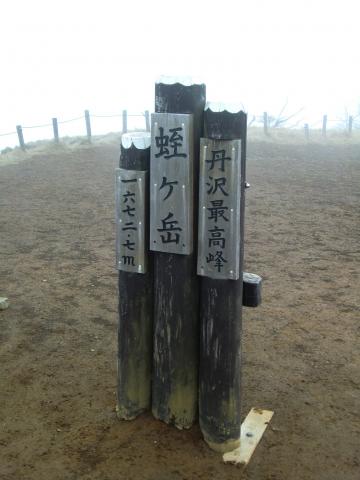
(115, 168, 147, 273)
(197, 139, 242, 280)
(150, 113, 194, 255)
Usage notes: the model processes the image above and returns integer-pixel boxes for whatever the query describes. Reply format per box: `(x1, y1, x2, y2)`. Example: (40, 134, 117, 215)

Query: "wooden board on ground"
(0, 297, 9, 310)
(223, 407, 274, 466)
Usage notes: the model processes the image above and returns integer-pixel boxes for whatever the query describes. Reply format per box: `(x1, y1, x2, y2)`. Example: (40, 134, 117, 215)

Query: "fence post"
(116, 131, 153, 420)
(263, 112, 269, 135)
(122, 110, 128, 133)
(348, 116, 353, 136)
(151, 78, 206, 429)
(85, 110, 91, 141)
(16, 125, 25, 150)
(304, 123, 309, 141)
(198, 105, 247, 452)
(322, 115, 327, 137)
(145, 110, 150, 132)
(52, 118, 59, 143)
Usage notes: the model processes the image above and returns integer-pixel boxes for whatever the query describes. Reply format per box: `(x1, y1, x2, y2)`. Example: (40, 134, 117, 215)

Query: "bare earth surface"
(0, 141, 359, 480)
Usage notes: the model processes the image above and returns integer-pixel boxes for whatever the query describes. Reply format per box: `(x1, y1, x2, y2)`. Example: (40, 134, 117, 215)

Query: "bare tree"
(337, 104, 360, 130)
(247, 115, 256, 127)
(267, 99, 304, 128)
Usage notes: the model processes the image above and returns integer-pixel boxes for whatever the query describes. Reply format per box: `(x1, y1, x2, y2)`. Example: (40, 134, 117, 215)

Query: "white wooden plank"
(0, 297, 9, 310)
(223, 407, 274, 466)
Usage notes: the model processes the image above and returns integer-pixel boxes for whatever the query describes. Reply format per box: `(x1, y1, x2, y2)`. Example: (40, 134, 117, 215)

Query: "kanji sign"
(197, 138, 242, 280)
(150, 113, 194, 255)
(115, 168, 147, 273)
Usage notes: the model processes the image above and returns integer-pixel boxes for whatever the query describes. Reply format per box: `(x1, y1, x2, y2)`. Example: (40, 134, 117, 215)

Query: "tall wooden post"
(85, 110, 91, 141)
(151, 78, 206, 429)
(198, 104, 247, 452)
(304, 123, 309, 141)
(116, 132, 153, 419)
(322, 115, 327, 137)
(52, 118, 59, 143)
(16, 125, 25, 150)
(145, 110, 150, 132)
(263, 112, 268, 135)
(122, 110, 128, 133)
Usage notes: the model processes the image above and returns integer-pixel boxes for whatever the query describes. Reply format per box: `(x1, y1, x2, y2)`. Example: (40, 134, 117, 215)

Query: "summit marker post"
(116, 132, 153, 419)
(150, 77, 206, 429)
(197, 104, 247, 452)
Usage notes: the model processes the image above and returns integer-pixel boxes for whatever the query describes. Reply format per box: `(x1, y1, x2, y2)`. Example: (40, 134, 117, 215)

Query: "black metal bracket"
(242, 272, 262, 307)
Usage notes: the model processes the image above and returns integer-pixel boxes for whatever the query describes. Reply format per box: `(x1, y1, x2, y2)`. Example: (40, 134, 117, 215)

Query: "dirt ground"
(0, 140, 359, 480)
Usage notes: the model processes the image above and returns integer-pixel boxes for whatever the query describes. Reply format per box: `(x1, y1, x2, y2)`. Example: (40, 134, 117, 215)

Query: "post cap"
(156, 75, 204, 86)
(205, 101, 245, 114)
(121, 132, 151, 150)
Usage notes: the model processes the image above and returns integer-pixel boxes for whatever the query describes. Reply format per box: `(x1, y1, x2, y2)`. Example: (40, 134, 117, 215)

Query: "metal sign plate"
(150, 113, 194, 255)
(197, 138, 242, 280)
(115, 168, 147, 274)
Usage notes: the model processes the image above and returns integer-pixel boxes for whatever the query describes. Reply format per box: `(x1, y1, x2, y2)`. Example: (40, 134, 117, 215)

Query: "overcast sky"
(1, 0, 359, 144)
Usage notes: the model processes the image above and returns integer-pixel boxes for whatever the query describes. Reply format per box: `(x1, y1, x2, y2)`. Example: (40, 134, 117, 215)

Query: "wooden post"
(116, 132, 153, 419)
(145, 110, 150, 132)
(322, 115, 327, 137)
(348, 116, 353, 136)
(16, 125, 25, 150)
(52, 118, 59, 143)
(263, 112, 268, 135)
(122, 110, 128, 133)
(304, 123, 309, 141)
(84, 110, 91, 141)
(198, 105, 247, 452)
(151, 78, 206, 429)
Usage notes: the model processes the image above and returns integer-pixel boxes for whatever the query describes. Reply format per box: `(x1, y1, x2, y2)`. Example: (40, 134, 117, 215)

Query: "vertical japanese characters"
(115, 168, 147, 273)
(197, 139, 242, 280)
(150, 113, 194, 255)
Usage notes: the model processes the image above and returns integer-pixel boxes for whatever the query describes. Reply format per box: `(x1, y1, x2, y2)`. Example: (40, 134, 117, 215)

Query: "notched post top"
(121, 132, 151, 150)
(156, 75, 205, 87)
(204, 102, 247, 140)
(155, 77, 206, 115)
(205, 101, 245, 113)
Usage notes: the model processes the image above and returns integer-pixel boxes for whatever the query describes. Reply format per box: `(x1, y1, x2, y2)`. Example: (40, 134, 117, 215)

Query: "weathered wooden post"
(348, 115, 353, 136)
(322, 115, 327, 137)
(304, 123, 309, 141)
(145, 110, 150, 132)
(122, 110, 128, 133)
(84, 110, 91, 141)
(151, 77, 206, 428)
(16, 125, 25, 150)
(263, 112, 268, 135)
(116, 132, 153, 419)
(197, 103, 247, 452)
(52, 118, 59, 143)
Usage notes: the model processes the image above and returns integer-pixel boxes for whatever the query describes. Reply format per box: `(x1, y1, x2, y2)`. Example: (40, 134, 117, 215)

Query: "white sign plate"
(115, 168, 147, 274)
(197, 138, 242, 280)
(150, 113, 194, 255)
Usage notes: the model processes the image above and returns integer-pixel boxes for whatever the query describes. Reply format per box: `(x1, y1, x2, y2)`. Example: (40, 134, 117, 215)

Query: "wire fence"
(0, 110, 151, 151)
(1, 109, 359, 152)
(0, 131, 17, 137)
(58, 116, 84, 124)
